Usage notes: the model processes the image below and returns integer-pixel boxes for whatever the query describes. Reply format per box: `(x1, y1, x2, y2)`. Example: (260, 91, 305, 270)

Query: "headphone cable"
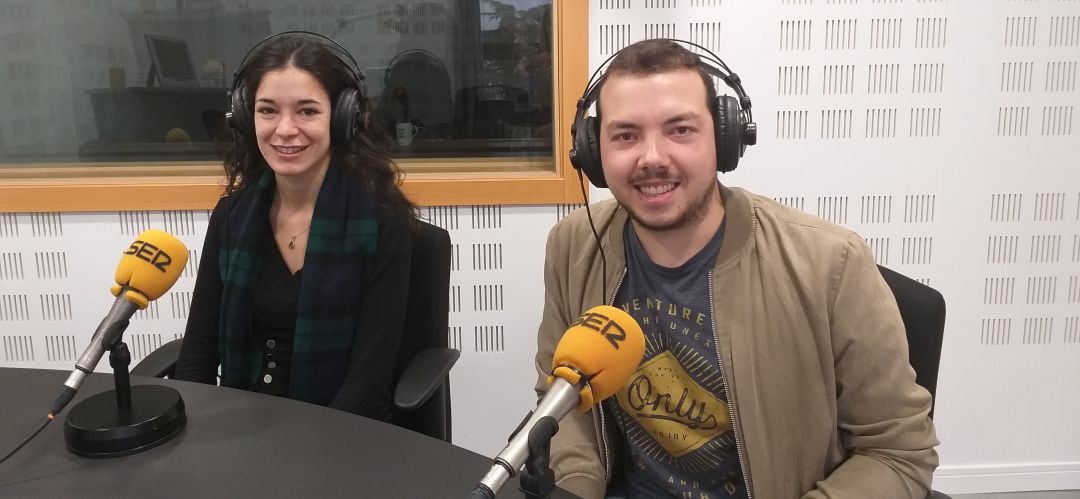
(577, 169, 608, 305)
(0, 415, 53, 466)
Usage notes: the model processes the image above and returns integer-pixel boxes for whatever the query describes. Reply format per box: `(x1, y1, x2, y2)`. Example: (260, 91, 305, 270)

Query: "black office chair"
(878, 265, 950, 499)
(389, 219, 458, 442)
(132, 220, 459, 443)
(131, 337, 185, 378)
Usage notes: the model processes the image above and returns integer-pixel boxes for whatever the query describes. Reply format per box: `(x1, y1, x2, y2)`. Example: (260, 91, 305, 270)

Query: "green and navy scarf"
(217, 164, 379, 405)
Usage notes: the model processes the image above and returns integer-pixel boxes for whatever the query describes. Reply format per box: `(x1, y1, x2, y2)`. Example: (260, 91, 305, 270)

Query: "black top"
(252, 232, 300, 398)
(173, 196, 413, 420)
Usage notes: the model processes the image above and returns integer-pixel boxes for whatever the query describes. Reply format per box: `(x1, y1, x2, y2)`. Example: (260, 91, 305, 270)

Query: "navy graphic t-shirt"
(608, 219, 747, 498)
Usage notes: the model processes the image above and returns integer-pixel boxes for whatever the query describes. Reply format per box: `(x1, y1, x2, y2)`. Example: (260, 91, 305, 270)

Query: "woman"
(174, 33, 415, 420)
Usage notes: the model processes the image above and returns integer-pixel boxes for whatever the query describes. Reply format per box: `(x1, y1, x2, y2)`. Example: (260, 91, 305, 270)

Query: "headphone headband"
(576, 39, 753, 130)
(232, 31, 365, 88)
(226, 31, 369, 146)
(569, 38, 757, 188)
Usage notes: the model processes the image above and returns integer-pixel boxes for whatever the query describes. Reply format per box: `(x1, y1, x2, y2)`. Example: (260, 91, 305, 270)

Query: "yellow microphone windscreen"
(551, 305, 645, 411)
(113, 230, 189, 306)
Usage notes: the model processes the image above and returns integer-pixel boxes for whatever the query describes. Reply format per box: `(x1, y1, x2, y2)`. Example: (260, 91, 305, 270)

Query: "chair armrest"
(130, 338, 184, 378)
(393, 347, 460, 412)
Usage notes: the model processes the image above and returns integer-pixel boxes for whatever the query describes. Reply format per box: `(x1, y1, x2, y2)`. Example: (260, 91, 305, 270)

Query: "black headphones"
(569, 39, 757, 188)
(226, 31, 369, 147)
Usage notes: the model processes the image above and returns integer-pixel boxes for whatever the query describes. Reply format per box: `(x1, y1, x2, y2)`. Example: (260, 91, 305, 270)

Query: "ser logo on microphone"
(569, 311, 628, 349)
(124, 240, 173, 273)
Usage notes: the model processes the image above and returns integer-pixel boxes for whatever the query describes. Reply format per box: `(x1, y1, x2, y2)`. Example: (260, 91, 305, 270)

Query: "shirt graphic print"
(610, 220, 747, 498)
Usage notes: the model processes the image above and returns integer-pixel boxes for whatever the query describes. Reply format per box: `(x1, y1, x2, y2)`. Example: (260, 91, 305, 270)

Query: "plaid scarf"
(218, 165, 378, 405)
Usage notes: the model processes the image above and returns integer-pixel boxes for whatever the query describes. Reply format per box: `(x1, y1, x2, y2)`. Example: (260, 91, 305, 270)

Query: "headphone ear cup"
(714, 95, 743, 173)
(574, 116, 606, 189)
(332, 86, 361, 145)
(227, 85, 254, 141)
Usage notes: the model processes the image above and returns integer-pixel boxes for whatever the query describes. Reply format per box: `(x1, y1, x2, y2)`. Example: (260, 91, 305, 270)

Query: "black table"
(0, 368, 576, 498)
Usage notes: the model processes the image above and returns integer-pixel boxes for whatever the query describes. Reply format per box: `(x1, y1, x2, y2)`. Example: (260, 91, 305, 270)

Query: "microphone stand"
(468, 415, 559, 499)
(63, 320, 187, 457)
(107, 338, 134, 414)
(519, 416, 558, 499)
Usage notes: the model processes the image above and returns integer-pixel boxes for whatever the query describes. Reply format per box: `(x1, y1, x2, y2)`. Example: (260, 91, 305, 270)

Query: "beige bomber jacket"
(533, 184, 939, 499)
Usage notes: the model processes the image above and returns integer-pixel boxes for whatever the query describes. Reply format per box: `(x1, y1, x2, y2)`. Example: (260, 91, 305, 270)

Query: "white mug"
(395, 123, 418, 146)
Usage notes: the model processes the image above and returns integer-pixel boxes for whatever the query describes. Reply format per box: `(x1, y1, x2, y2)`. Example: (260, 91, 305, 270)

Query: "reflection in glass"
(0, 0, 553, 166)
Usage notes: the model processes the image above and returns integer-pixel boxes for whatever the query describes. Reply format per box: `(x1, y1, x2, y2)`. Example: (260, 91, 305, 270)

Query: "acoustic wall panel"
(0, 294, 30, 322)
(44, 334, 77, 363)
(129, 332, 164, 361)
(913, 63, 946, 93)
(170, 291, 193, 321)
(688, 21, 722, 51)
(118, 211, 153, 237)
(38, 294, 72, 322)
(909, 107, 943, 137)
(866, 236, 891, 265)
(981, 318, 1012, 346)
(33, 251, 67, 280)
(824, 64, 855, 95)
(0, 252, 24, 281)
(860, 195, 893, 224)
(2, 335, 34, 363)
(29, 212, 61, 237)
(0, 211, 208, 372)
(181, 250, 199, 279)
(1065, 317, 1080, 344)
(1045, 60, 1078, 92)
(987, 235, 1020, 264)
(0, 213, 17, 238)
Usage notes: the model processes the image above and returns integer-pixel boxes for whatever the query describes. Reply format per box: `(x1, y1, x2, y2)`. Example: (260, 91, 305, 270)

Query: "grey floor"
(952, 492, 1080, 499)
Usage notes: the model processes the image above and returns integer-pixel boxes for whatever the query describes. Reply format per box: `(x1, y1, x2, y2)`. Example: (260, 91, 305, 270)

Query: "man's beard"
(626, 180, 718, 233)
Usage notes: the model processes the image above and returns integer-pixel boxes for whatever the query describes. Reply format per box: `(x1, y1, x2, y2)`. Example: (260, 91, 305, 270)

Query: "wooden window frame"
(0, 1, 588, 212)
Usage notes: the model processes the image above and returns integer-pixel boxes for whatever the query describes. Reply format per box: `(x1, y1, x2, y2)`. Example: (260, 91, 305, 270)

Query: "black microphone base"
(64, 385, 186, 458)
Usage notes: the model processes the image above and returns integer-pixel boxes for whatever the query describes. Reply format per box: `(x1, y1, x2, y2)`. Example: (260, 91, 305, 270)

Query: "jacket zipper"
(708, 270, 754, 498)
(599, 268, 629, 484)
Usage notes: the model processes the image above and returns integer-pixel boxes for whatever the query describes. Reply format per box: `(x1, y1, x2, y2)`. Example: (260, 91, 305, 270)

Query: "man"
(534, 39, 938, 498)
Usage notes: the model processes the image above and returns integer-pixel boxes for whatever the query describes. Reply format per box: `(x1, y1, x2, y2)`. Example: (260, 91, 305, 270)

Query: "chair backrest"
(131, 337, 184, 378)
(390, 220, 454, 441)
(877, 265, 946, 419)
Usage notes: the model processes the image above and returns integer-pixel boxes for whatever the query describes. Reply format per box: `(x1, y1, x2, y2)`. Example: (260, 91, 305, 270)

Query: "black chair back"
(390, 220, 454, 442)
(874, 267, 953, 499)
(877, 265, 946, 419)
(131, 338, 183, 378)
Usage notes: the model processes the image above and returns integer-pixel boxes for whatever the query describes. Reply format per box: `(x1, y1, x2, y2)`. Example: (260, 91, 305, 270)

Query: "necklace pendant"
(288, 236, 296, 250)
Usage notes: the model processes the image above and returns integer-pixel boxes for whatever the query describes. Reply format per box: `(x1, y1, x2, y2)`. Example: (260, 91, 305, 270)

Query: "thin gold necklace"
(284, 223, 311, 250)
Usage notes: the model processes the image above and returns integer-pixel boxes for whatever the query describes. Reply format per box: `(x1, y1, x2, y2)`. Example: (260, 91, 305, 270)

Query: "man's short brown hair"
(597, 39, 719, 119)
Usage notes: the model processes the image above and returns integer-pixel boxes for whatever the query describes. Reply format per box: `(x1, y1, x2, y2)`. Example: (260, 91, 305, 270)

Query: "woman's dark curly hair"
(225, 35, 415, 224)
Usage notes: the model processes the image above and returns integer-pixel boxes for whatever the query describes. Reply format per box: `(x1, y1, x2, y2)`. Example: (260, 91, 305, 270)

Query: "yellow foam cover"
(112, 230, 189, 309)
(548, 305, 645, 412)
